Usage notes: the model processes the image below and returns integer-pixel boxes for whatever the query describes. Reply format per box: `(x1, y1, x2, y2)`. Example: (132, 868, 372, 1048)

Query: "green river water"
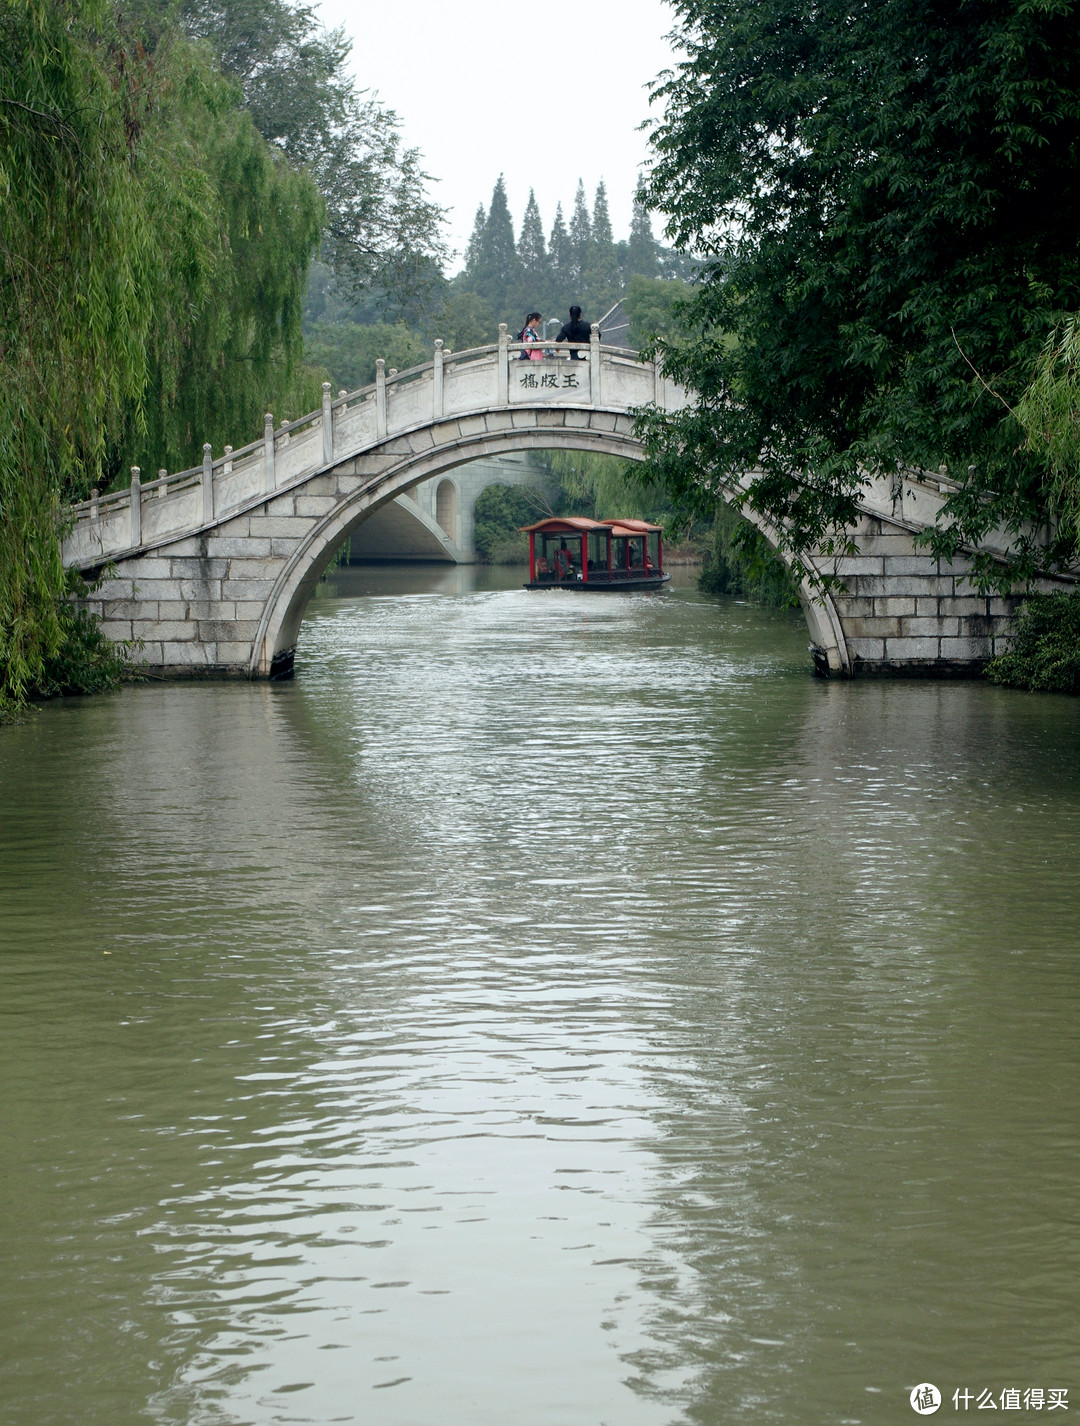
(0, 565, 1077, 1426)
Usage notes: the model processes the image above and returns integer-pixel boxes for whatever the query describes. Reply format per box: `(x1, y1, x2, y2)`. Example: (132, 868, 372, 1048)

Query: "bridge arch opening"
(435, 479, 458, 543)
(251, 422, 849, 681)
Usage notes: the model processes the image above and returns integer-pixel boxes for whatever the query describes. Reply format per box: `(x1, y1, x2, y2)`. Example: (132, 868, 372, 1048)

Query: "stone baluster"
(376, 358, 387, 438)
(264, 412, 276, 493)
(321, 382, 334, 464)
(201, 443, 214, 523)
(279, 417, 290, 446)
(90, 488, 100, 520)
(157, 468, 168, 498)
(223, 445, 233, 474)
(590, 323, 602, 405)
(433, 339, 444, 418)
(129, 466, 142, 547)
(652, 354, 663, 407)
(497, 323, 509, 403)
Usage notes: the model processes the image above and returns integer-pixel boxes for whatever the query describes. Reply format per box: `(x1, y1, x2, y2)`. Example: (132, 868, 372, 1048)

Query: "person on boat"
(518, 312, 543, 360)
(555, 305, 591, 359)
(553, 542, 574, 578)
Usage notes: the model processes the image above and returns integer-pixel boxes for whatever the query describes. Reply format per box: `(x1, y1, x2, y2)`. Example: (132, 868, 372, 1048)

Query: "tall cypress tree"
(464, 203, 486, 278)
(584, 179, 621, 316)
(548, 202, 573, 309)
(591, 180, 614, 248)
(516, 189, 550, 317)
(568, 179, 592, 296)
(474, 175, 519, 320)
(625, 194, 659, 280)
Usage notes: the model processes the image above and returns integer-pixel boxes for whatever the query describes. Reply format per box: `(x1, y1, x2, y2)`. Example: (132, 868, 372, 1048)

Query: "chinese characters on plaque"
(517, 371, 581, 391)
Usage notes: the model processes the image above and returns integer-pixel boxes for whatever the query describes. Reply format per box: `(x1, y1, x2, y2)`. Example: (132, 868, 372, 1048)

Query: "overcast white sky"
(314, 0, 680, 268)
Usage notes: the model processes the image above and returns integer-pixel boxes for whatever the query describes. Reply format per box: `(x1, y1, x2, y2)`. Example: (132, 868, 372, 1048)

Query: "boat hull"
(523, 573, 671, 592)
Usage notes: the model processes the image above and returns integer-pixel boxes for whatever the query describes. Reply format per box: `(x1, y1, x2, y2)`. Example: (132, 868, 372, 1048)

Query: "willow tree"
(0, 0, 323, 709)
(1014, 316, 1080, 549)
(177, 0, 448, 311)
(127, 31, 324, 473)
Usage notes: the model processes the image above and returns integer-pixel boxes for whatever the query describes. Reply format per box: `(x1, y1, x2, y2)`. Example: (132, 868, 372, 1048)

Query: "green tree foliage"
(623, 277, 688, 349)
(637, 0, 1080, 591)
(568, 179, 592, 295)
(302, 323, 428, 391)
(438, 292, 496, 352)
(134, 39, 325, 473)
(547, 202, 572, 298)
(1014, 315, 1080, 548)
(625, 194, 660, 280)
(582, 181, 621, 317)
(177, 0, 447, 302)
(451, 181, 687, 335)
(698, 507, 800, 608)
(0, 0, 324, 710)
(0, 1, 171, 708)
(463, 175, 520, 320)
(531, 451, 672, 524)
(473, 483, 551, 564)
(515, 189, 548, 317)
(987, 593, 1080, 693)
(464, 205, 486, 274)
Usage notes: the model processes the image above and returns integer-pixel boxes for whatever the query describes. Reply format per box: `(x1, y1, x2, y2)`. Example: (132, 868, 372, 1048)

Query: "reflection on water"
(1, 566, 1078, 1425)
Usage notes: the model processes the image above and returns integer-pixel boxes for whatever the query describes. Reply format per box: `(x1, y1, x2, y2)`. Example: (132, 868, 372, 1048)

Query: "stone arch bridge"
(65, 326, 1026, 678)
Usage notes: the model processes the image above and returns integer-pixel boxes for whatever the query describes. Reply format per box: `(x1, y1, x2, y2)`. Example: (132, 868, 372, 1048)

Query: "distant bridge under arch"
(64, 328, 1030, 679)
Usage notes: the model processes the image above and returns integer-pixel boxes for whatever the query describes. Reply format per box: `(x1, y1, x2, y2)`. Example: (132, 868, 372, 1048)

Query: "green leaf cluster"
(638, 0, 1080, 591)
(987, 592, 1080, 692)
(698, 506, 800, 609)
(1014, 314, 1080, 548)
(303, 322, 429, 392)
(472, 484, 551, 565)
(531, 450, 673, 526)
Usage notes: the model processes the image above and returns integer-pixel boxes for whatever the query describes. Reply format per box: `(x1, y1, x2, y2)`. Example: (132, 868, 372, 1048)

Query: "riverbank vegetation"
(987, 593, 1080, 693)
(0, 0, 444, 716)
(698, 508, 800, 610)
(636, 0, 1080, 608)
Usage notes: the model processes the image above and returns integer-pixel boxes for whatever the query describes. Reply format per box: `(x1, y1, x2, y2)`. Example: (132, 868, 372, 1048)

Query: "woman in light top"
(519, 312, 543, 360)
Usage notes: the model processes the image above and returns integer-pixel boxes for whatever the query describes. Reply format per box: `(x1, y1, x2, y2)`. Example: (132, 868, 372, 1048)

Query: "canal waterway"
(1, 565, 1078, 1426)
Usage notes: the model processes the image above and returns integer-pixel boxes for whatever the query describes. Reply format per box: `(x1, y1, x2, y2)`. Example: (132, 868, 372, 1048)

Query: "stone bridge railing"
(64, 325, 675, 571)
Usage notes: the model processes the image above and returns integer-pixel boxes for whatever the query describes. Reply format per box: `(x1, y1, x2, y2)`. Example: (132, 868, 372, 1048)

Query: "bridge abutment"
(818, 514, 1023, 677)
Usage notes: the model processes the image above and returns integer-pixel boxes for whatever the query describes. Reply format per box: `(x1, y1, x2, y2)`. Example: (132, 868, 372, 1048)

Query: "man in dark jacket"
(555, 305, 591, 359)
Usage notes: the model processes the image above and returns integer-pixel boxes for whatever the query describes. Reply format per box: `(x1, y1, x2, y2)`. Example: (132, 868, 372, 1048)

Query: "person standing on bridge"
(555, 305, 591, 359)
(518, 312, 544, 360)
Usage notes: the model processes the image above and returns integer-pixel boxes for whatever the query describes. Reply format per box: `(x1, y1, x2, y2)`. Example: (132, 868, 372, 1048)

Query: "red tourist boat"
(521, 516, 671, 591)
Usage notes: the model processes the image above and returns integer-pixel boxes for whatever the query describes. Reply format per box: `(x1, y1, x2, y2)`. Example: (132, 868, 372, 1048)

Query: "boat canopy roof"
(519, 516, 610, 535)
(520, 516, 663, 535)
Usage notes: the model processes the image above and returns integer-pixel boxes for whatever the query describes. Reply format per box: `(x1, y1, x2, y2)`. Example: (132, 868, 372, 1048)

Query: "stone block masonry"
(821, 514, 1033, 677)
